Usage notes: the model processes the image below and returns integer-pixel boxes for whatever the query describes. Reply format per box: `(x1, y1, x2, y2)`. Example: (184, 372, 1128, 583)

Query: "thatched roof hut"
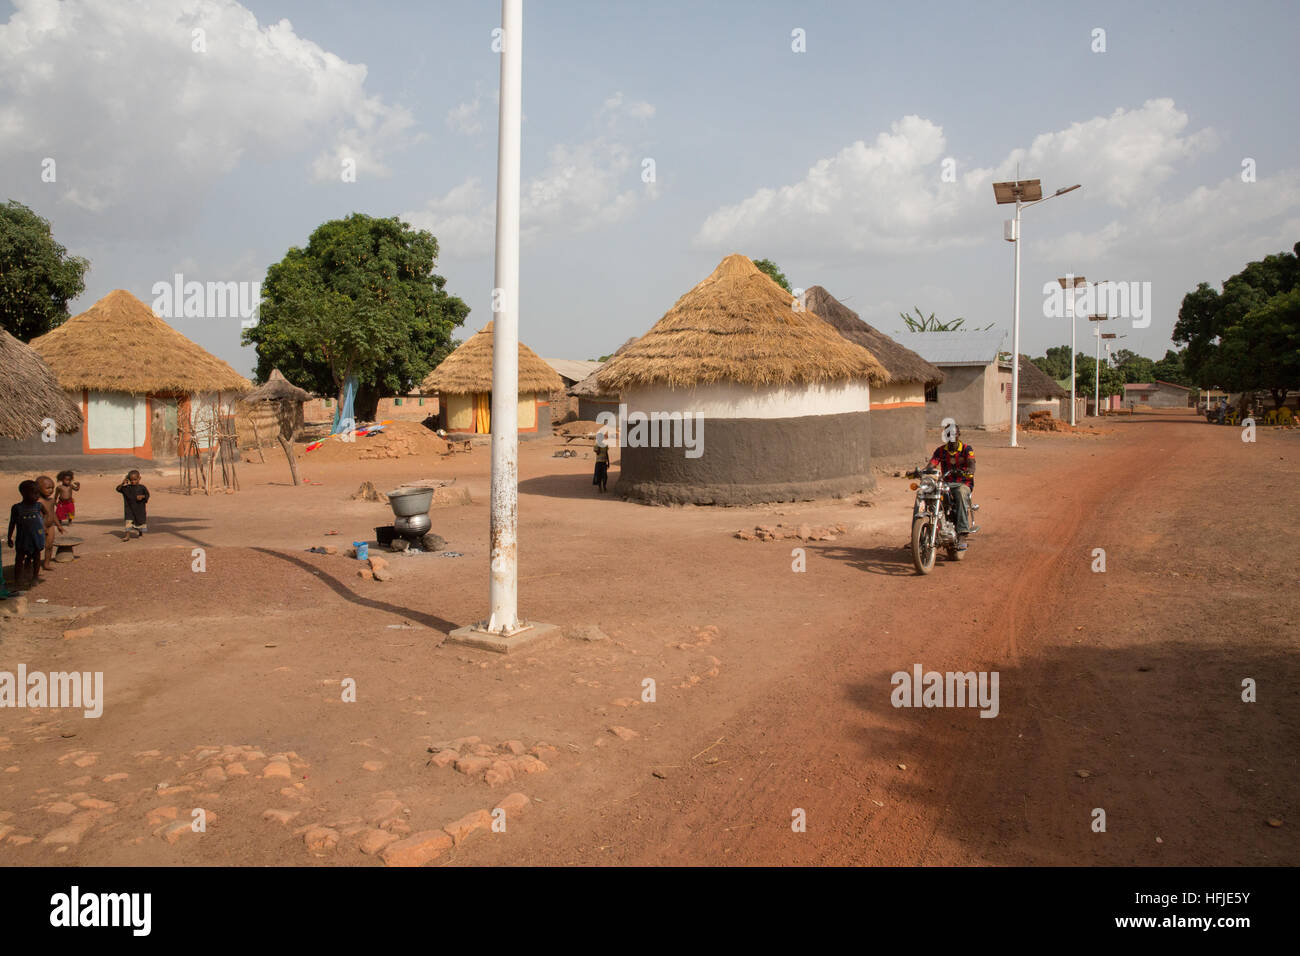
(1016, 355, 1069, 400)
(803, 286, 943, 387)
(32, 289, 253, 395)
(598, 254, 889, 506)
(244, 368, 311, 404)
(421, 322, 564, 396)
(29, 289, 251, 459)
(598, 255, 888, 392)
(420, 322, 564, 437)
(803, 285, 945, 470)
(0, 329, 82, 440)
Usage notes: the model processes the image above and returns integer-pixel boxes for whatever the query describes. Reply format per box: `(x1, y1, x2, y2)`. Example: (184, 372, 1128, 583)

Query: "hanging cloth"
(332, 375, 358, 435)
(474, 393, 491, 434)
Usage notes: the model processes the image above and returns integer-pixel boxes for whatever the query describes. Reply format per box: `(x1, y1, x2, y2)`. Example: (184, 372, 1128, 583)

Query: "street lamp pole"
(1058, 273, 1087, 426)
(994, 180, 1081, 447)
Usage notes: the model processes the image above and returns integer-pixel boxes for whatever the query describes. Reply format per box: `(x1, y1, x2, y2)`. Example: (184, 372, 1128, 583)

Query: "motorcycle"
(908, 466, 977, 575)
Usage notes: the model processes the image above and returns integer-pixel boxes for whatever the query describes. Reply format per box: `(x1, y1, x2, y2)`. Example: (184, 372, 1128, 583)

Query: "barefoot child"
(115, 470, 149, 540)
(37, 475, 63, 570)
(7, 480, 45, 588)
(54, 470, 79, 525)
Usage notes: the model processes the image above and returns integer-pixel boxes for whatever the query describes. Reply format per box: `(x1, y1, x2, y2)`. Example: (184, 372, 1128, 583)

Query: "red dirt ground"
(1, 409, 1296, 866)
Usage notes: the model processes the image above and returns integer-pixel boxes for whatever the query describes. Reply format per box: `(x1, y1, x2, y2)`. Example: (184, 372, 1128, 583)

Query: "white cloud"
(447, 96, 484, 136)
(695, 99, 1230, 255)
(405, 95, 657, 256)
(0, 0, 414, 230)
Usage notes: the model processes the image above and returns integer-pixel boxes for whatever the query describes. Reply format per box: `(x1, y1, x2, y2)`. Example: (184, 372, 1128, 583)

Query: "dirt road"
(1, 411, 1295, 866)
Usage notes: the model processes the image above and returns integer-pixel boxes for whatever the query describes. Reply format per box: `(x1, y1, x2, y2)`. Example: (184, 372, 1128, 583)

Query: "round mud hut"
(31, 289, 252, 459)
(421, 321, 564, 438)
(596, 254, 889, 505)
(240, 368, 311, 485)
(0, 328, 83, 456)
(804, 285, 944, 472)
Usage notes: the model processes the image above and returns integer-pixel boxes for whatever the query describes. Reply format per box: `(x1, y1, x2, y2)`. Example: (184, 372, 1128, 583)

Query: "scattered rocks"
(501, 740, 527, 756)
(43, 812, 101, 846)
(380, 830, 453, 867)
(358, 828, 398, 855)
(357, 568, 374, 581)
(567, 624, 610, 643)
(365, 799, 405, 823)
(609, 726, 640, 741)
(101, 773, 129, 783)
(263, 808, 299, 825)
(420, 532, 447, 552)
(362, 760, 384, 773)
(368, 555, 389, 573)
(494, 793, 529, 817)
(389, 539, 410, 553)
(262, 760, 292, 780)
(304, 826, 340, 852)
(428, 749, 459, 769)
(146, 807, 179, 826)
(735, 522, 847, 542)
(515, 755, 547, 774)
(351, 481, 387, 503)
(62, 626, 94, 641)
(443, 809, 492, 845)
(455, 755, 493, 776)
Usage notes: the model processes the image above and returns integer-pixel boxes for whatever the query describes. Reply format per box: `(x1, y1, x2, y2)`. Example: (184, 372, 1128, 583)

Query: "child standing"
(7, 480, 46, 588)
(115, 470, 150, 540)
(37, 475, 63, 570)
(54, 470, 79, 525)
(592, 435, 610, 493)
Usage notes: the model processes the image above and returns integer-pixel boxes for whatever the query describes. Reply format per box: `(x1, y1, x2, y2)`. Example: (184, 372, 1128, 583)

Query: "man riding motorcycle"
(927, 426, 977, 551)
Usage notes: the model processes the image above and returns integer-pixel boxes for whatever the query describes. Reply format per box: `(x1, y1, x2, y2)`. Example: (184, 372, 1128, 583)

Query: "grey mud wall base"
(614, 409, 875, 506)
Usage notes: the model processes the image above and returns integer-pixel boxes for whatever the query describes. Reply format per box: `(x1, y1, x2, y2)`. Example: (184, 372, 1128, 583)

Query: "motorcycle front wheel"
(911, 516, 936, 574)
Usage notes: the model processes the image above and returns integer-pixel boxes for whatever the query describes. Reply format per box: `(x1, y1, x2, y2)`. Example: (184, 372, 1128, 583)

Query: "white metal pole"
(1094, 325, 1101, 416)
(1010, 199, 1022, 448)
(488, 0, 522, 633)
(1068, 277, 1077, 426)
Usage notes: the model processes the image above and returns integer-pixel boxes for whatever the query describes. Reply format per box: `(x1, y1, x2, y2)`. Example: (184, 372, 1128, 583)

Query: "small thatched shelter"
(240, 368, 311, 485)
(1016, 355, 1069, 418)
(568, 337, 638, 422)
(595, 254, 889, 505)
(804, 286, 944, 469)
(421, 321, 564, 437)
(31, 290, 252, 459)
(0, 329, 83, 455)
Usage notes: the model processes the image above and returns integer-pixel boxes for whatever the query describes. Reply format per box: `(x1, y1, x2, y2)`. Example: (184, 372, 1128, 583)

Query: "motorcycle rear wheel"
(911, 516, 936, 574)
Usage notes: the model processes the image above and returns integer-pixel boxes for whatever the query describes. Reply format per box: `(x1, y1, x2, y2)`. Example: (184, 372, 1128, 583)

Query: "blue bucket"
(353, 541, 369, 561)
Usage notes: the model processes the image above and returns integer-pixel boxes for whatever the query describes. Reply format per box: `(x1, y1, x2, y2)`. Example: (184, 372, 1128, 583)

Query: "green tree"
(1111, 348, 1154, 384)
(899, 306, 992, 332)
(1150, 348, 1192, 387)
(1173, 242, 1300, 407)
(1032, 346, 1073, 381)
(0, 200, 90, 340)
(1073, 354, 1125, 399)
(752, 258, 791, 293)
(244, 214, 469, 411)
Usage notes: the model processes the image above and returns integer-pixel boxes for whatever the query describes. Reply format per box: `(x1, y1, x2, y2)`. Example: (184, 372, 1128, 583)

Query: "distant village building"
(568, 338, 636, 423)
(421, 321, 564, 437)
(895, 331, 1010, 429)
(30, 289, 251, 459)
(596, 254, 888, 505)
(803, 286, 944, 470)
(542, 357, 603, 425)
(1124, 381, 1194, 408)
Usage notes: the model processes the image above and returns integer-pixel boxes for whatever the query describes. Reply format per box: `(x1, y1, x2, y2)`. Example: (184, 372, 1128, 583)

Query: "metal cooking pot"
(387, 486, 435, 517)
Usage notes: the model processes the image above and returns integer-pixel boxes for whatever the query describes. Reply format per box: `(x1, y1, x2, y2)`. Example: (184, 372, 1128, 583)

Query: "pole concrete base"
(446, 621, 559, 655)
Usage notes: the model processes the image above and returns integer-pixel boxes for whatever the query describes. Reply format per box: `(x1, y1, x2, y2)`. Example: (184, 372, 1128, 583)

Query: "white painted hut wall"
(624, 380, 872, 420)
(87, 391, 145, 449)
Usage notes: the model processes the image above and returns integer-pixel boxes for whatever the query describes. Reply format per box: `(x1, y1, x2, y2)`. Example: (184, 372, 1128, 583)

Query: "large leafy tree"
(752, 258, 791, 293)
(1173, 242, 1300, 407)
(0, 200, 90, 340)
(244, 214, 469, 412)
(1031, 345, 1074, 381)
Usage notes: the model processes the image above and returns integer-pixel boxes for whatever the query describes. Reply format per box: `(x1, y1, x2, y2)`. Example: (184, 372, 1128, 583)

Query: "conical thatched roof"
(804, 286, 944, 388)
(0, 329, 83, 440)
(568, 337, 638, 398)
(597, 255, 889, 392)
(1017, 355, 1069, 400)
(31, 290, 252, 395)
(244, 368, 310, 404)
(421, 321, 565, 396)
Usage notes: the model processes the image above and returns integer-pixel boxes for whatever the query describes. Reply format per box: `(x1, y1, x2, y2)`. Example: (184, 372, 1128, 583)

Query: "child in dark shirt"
(7, 480, 46, 588)
(115, 470, 150, 540)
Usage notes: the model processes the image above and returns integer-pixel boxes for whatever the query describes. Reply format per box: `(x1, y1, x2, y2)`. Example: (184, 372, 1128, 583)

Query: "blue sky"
(3, 0, 1297, 377)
